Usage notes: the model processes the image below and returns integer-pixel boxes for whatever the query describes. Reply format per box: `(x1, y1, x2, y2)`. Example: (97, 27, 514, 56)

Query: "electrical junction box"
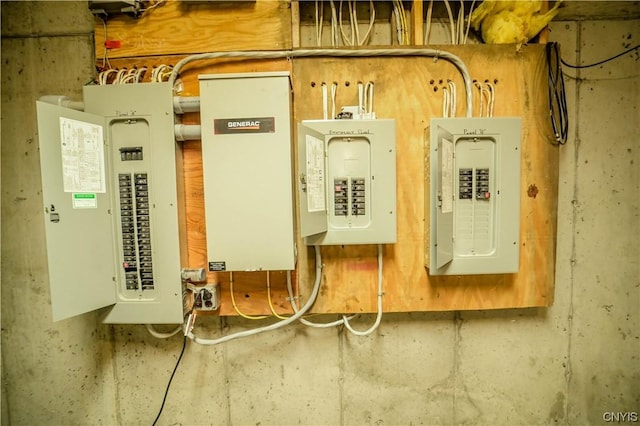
(35, 83, 185, 323)
(298, 119, 397, 245)
(427, 117, 521, 275)
(199, 72, 295, 271)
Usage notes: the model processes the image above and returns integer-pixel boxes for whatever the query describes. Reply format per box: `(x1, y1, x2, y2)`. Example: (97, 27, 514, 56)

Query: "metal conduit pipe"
(38, 95, 85, 111)
(173, 96, 201, 114)
(168, 48, 474, 118)
(174, 124, 202, 141)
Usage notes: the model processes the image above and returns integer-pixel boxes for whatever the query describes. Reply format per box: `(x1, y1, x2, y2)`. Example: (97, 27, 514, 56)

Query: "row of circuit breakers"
(36, 72, 521, 324)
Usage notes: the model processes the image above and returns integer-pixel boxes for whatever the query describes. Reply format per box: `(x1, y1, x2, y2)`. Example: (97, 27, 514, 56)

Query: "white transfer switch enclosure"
(427, 117, 521, 275)
(199, 72, 295, 271)
(298, 119, 396, 245)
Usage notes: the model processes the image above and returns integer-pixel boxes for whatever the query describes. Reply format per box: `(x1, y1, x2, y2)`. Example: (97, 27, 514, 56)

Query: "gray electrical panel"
(36, 83, 185, 323)
(427, 117, 521, 275)
(298, 119, 397, 245)
(199, 72, 295, 271)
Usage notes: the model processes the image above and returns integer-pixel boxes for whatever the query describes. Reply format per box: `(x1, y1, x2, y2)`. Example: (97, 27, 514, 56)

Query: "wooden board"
(103, 44, 558, 315)
(291, 45, 558, 313)
(95, 0, 292, 59)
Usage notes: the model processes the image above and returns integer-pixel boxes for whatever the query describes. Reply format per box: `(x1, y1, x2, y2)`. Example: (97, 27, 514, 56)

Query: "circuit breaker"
(427, 117, 521, 275)
(199, 72, 296, 272)
(298, 119, 397, 245)
(36, 83, 185, 323)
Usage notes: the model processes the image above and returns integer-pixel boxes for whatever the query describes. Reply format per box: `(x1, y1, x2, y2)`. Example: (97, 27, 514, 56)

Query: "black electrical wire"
(547, 42, 569, 145)
(561, 44, 640, 69)
(152, 335, 188, 426)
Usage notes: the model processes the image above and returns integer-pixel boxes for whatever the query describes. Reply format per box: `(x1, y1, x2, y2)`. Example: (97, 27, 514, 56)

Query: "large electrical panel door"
(427, 117, 521, 275)
(36, 101, 117, 321)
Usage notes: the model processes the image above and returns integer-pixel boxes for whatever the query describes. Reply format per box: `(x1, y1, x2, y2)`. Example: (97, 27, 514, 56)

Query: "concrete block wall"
(1, 2, 638, 425)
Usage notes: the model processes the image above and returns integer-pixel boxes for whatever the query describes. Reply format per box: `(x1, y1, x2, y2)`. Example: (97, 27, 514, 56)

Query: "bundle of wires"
(546, 42, 568, 145)
(392, 0, 409, 45)
(425, 0, 477, 45)
(324, 0, 375, 47)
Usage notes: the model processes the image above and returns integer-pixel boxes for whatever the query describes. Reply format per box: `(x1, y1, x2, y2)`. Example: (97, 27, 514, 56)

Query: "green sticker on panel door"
(72, 193, 97, 209)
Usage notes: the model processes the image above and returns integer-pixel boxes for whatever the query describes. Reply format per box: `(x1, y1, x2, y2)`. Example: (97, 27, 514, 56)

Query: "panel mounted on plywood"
(298, 119, 397, 246)
(36, 82, 186, 324)
(199, 72, 295, 272)
(427, 117, 521, 275)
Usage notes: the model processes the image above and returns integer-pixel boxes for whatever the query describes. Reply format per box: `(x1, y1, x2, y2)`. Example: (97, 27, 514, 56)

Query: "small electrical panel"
(298, 119, 396, 245)
(36, 83, 185, 323)
(427, 117, 521, 275)
(199, 72, 295, 271)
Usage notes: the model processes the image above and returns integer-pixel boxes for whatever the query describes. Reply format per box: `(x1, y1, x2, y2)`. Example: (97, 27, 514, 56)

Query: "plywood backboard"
(291, 45, 558, 313)
(104, 44, 558, 315)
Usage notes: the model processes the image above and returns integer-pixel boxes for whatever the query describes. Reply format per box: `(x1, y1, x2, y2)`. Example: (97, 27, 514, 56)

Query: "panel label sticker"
(208, 261, 226, 271)
(305, 134, 326, 212)
(72, 192, 97, 209)
(59, 117, 106, 193)
(214, 117, 275, 135)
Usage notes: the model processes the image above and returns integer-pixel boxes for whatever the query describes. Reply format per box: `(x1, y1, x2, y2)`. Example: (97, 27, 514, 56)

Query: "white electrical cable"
(351, 0, 359, 47)
(474, 81, 485, 117)
(100, 17, 112, 70)
(338, 0, 354, 46)
(145, 324, 182, 339)
(168, 49, 475, 117)
(99, 69, 116, 85)
(329, 0, 339, 46)
(121, 68, 138, 84)
(442, 87, 450, 118)
(448, 80, 457, 117)
(135, 66, 147, 83)
(315, 0, 324, 46)
(397, 0, 408, 44)
(358, 81, 364, 115)
(142, 0, 166, 12)
(322, 82, 329, 120)
(424, 0, 434, 44)
(457, 1, 465, 47)
(152, 64, 172, 82)
(485, 81, 495, 117)
(364, 81, 374, 115)
(443, 0, 456, 44)
(186, 246, 324, 345)
(392, 0, 404, 45)
(331, 81, 338, 119)
(286, 269, 355, 328)
(114, 68, 128, 84)
(357, 0, 376, 46)
(341, 244, 384, 336)
(464, 0, 477, 44)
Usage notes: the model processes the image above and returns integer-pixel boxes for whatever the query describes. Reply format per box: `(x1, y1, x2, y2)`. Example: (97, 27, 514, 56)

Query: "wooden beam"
(96, 0, 292, 60)
(411, 0, 424, 45)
